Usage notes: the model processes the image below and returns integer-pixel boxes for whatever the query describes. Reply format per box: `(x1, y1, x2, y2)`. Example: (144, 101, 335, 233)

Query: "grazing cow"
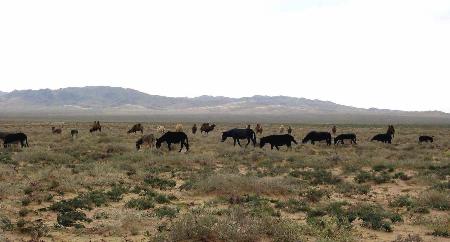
(0, 131, 12, 140)
(371, 133, 392, 144)
(3, 133, 28, 148)
(156, 125, 166, 133)
(387, 125, 395, 138)
(419, 136, 434, 143)
(221, 128, 256, 147)
(175, 124, 183, 132)
(302, 131, 332, 145)
(332, 126, 337, 136)
(52, 127, 62, 134)
(334, 133, 357, 145)
(287, 126, 293, 135)
(156, 132, 189, 152)
(136, 134, 156, 150)
(260, 134, 297, 150)
(71, 130, 78, 139)
(90, 121, 102, 133)
(279, 125, 285, 133)
(128, 123, 144, 134)
(192, 124, 198, 134)
(255, 124, 263, 134)
(200, 123, 216, 135)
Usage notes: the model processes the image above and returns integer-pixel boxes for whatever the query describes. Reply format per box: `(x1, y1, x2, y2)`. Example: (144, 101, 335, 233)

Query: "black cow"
(71, 130, 79, 139)
(260, 134, 297, 150)
(371, 133, 392, 144)
(419, 136, 434, 143)
(302, 131, 332, 145)
(334, 133, 357, 145)
(192, 124, 198, 134)
(221, 128, 256, 147)
(3, 133, 28, 148)
(156, 131, 189, 152)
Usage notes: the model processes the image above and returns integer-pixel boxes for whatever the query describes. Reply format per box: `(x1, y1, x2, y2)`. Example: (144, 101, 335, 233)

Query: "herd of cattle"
(0, 122, 436, 152)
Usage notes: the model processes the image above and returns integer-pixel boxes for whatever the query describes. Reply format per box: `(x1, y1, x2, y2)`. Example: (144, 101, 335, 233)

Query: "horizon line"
(0, 85, 448, 114)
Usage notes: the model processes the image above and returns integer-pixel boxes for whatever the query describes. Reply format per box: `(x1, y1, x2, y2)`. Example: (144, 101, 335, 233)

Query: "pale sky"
(1, 0, 449, 112)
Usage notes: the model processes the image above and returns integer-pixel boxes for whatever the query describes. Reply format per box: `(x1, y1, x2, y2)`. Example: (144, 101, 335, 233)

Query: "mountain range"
(0, 86, 448, 124)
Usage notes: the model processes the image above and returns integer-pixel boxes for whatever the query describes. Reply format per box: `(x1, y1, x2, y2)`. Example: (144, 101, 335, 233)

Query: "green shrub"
(418, 191, 450, 211)
(296, 169, 341, 185)
(106, 185, 128, 202)
(154, 206, 179, 218)
(57, 210, 91, 227)
(336, 181, 370, 196)
(275, 199, 310, 213)
(144, 175, 176, 190)
(126, 197, 155, 210)
(389, 195, 414, 208)
(155, 194, 170, 204)
(19, 208, 30, 217)
(0, 216, 13, 231)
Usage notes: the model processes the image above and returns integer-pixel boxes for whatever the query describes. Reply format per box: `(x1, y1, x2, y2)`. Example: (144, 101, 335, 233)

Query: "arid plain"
(0, 121, 449, 242)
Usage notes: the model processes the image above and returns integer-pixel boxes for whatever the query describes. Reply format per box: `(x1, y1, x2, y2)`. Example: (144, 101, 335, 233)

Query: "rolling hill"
(0, 86, 448, 124)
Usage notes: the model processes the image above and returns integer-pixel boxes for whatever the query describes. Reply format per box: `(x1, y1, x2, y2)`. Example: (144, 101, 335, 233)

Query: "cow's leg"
(270, 144, 274, 149)
(275, 145, 279, 150)
(179, 142, 183, 152)
(237, 139, 242, 147)
(245, 138, 250, 147)
(233, 138, 237, 146)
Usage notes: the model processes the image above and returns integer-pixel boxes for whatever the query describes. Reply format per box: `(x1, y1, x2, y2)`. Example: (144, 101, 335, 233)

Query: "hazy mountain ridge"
(0, 86, 448, 123)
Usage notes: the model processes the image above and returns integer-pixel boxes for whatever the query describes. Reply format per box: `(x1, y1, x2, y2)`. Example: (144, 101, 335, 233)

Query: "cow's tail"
(252, 130, 257, 146)
(185, 135, 190, 150)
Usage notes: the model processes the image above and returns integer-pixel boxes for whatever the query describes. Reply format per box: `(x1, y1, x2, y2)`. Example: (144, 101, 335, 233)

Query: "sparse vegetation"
(0, 121, 448, 241)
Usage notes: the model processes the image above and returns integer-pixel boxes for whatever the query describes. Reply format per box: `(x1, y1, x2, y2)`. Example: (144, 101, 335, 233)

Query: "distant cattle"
(419, 136, 434, 143)
(175, 124, 183, 132)
(128, 123, 144, 134)
(279, 125, 285, 133)
(387, 125, 395, 137)
(192, 124, 198, 134)
(156, 131, 189, 152)
(71, 130, 78, 139)
(332, 125, 337, 136)
(334, 133, 357, 145)
(260, 134, 297, 150)
(90, 121, 102, 133)
(255, 124, 263, 134)
(200, 123, 216, 135)
(136, 134, 156, 150)
(52, 127, 62, 134)
(302, 131, 332, 145)
(221, 128, 256, 147)
(156, 125, 166, 133)
(287, 126, 293, 135)
(371, 133, 392, 144)
(3, 133, 28, 148)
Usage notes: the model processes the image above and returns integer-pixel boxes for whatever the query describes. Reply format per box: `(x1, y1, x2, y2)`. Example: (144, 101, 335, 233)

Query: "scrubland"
(0, 121, 449, 241)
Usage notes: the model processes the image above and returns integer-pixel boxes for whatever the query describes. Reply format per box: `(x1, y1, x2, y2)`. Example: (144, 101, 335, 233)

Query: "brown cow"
(128, 123, 144, 134)
(136, 134, 156, 150)
(90, 121, 102, 133)
(255, 123, 263, 134)
(200, 123, 216, 135)
(52, 127, 62, 134)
